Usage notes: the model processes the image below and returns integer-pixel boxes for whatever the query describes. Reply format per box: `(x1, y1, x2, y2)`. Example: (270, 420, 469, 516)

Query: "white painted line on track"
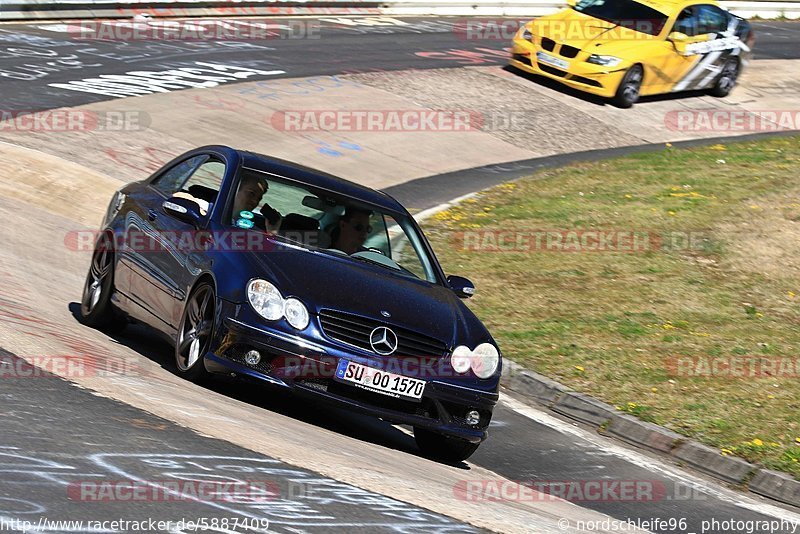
(500, 394, 800, 522)
(413, 191, 477, 222)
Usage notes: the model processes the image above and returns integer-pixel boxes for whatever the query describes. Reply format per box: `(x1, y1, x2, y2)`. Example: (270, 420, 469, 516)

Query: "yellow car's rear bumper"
(510, 38, 626, 99)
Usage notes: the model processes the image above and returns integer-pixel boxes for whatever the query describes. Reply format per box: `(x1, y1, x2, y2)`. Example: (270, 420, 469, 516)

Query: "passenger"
(329, 207, 372, 255)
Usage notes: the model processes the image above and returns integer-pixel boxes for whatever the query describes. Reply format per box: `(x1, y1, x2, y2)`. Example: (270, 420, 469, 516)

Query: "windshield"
(229, 168, 441, 283)
(573, 0, 668, 36)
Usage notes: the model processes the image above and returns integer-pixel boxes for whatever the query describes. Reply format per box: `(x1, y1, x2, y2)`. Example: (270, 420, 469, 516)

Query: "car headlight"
(283, 298, 309, 330)
(471, 343, 500, 379)
(587, 54, 622, 67)
(247, 279, 284, 321)
(451, 345, 472, 374)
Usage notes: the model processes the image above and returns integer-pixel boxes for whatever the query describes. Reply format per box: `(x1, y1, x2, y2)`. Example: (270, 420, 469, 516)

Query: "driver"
(232, 173, 281, 228)
(329, 207, 372, 255)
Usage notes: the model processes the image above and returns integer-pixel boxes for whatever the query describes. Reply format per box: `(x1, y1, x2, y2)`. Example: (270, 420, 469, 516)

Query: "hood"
(232, 243, 490, 347)
(533, 8, 657, 55)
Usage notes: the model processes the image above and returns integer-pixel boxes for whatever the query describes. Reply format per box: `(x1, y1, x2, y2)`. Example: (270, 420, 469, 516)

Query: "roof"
(238, 149, 406, 214)
(637, 0, 712, 9)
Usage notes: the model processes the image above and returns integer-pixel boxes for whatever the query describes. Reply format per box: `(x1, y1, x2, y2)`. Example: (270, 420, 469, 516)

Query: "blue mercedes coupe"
(80, 145, 501, 461)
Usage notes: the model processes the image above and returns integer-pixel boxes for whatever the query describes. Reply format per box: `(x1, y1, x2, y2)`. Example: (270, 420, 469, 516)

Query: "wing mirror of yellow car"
(566, 0, 578, 6)
(667, 31, 690, 54)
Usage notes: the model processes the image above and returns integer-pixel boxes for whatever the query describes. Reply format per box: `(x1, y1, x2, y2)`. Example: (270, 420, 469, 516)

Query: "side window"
(151, 155, 206, 197)
(181, 159, 226, 205)
(696, 5, 729, 34)
(673, 7, 698, 36)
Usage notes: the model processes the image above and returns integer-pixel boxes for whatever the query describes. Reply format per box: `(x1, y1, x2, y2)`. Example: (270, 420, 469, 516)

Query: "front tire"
(414, 427, 480, 463)
(709, 58, 740, 97)
(80, 233, 127, 333)
(612, 65, 643, 108)
(175, 282, 215, 382)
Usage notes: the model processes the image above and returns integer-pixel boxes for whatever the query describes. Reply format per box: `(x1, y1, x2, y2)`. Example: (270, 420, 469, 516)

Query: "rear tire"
(611, 65, 643, 108)
(414, 427, 480, 463)
(175, 282, 215, 383)
(80, 233, 127, 333)
(709, 58, 740, 97)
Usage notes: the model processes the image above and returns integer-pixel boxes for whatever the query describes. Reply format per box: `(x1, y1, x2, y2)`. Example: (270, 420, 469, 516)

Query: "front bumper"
(510, 37, 626, 98)
(206, 315, 499, 443)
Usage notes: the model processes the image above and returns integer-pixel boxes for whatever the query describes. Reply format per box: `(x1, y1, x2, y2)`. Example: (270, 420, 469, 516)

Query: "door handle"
(147, 209, 158, 222)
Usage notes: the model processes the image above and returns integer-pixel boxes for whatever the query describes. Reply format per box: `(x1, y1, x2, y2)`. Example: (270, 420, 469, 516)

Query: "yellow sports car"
(510, 0, 754, 107)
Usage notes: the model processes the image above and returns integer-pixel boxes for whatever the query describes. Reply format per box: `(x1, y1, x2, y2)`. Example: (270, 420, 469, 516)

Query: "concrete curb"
(551, 391, 618, 427)
(672, 441, 756, 484)
(605, 414, 684, 455)
(501, 361, 800, 507)
(750, 470, 800, 508)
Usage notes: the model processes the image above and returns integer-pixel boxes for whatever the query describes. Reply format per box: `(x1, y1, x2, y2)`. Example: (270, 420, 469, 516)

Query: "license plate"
(335, 360, 425, 401)
(536, 51, 569, 70)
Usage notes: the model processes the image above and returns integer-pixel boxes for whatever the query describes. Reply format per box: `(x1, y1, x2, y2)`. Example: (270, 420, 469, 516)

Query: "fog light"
(466, 410, 481, 426)
(244, 350, 261, 366)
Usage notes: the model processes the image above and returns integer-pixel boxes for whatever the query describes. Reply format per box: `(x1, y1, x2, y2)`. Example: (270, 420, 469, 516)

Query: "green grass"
(424, 136, 800, 478)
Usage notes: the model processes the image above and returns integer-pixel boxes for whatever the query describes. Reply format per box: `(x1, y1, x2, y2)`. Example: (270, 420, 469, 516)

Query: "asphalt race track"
(0, 15, 799, 534)
(0, 349, 481, 533)
(0, 19, 798, 111)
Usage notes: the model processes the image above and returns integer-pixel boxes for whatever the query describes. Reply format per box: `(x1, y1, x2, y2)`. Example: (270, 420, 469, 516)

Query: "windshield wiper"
(350, 253, 421, 279)
(350, 254, 401, 271)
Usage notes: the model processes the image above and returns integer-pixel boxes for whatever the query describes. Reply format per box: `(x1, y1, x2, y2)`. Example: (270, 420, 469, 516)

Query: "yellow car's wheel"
(612, 65, 643, 109)
(709, 58, 740, 98)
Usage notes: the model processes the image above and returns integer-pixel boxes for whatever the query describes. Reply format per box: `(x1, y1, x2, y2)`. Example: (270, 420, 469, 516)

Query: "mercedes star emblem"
(369, 326, 398, 355)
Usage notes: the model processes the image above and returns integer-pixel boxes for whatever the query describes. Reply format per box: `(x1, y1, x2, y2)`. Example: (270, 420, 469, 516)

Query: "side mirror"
(163, 197, 203, 227)
(447, 275, 475, 299)
(667, 31, 689, 54)
(566, 0, 577, 6)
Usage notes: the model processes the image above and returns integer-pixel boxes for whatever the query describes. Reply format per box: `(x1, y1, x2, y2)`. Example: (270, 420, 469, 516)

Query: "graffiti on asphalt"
(48, 62, 285, 98)
(0, 449, 475, 533)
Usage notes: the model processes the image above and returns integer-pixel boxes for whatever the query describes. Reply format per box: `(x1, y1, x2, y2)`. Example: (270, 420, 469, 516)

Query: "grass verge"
(424, 135, 800, 478)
